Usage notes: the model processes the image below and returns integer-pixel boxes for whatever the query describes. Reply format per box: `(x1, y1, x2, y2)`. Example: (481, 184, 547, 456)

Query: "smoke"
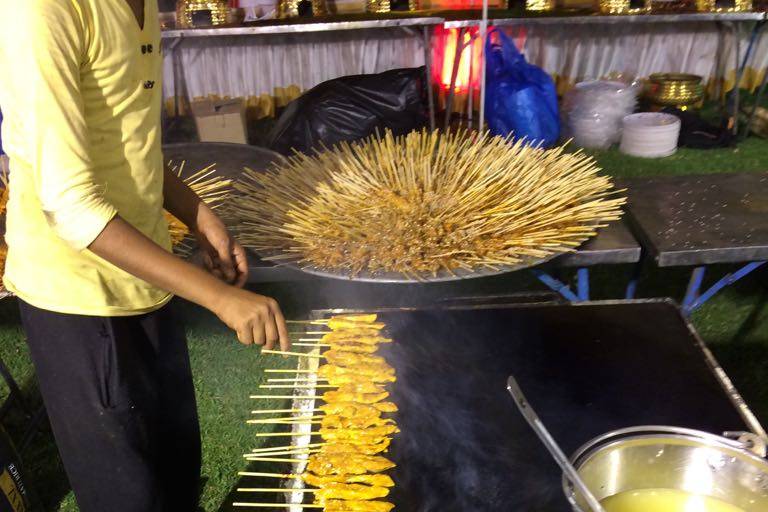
(379, 309, 570, 512)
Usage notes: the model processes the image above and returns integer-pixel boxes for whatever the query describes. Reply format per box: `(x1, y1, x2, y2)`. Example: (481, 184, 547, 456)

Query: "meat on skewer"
(327, 319, 385, 331)
(302, 472, 395, 488)
(323, 343, 379, 355)
(318, 401, 398, 416)
(324, 351, 386, 367)
(323, 388, 389, 405)
(331, 314, 378, 324)
(319, 440, 391, 455)
(322, 415, 394, 430)
(323, 499, 394, 512)
(312, 482, 389, 502)
(318, 364, 396, 383)
(321, 332, 391, 345)
(307, 453, 395, 476)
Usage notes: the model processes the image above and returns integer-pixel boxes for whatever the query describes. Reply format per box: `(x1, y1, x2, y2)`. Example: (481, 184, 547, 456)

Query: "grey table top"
(555, 218, 641, 268)
(622, 172, 768, 267)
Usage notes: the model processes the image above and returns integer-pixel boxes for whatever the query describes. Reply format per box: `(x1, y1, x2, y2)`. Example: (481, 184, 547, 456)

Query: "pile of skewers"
(232, 129, 626, 279)
(236, 314, 399, 511)
(164, 160, 232, 255)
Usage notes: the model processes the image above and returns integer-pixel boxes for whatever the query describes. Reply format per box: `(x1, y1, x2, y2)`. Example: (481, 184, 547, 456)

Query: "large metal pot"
(564, 426, 768, 512)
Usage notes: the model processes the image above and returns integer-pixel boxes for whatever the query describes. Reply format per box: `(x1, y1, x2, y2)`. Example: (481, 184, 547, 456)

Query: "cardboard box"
(190, 98, 248, 144)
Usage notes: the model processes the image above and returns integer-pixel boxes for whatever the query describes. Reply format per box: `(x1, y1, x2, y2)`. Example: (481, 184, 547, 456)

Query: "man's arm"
(163, 168, 248, 286)
(89, 217, 288, 349)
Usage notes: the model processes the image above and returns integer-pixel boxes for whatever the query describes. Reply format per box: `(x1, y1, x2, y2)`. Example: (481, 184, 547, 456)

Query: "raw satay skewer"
(249, 402, 398, 415)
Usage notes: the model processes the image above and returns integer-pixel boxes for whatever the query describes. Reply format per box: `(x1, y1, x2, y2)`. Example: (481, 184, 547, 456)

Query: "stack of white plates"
(619, 113, 681, 158)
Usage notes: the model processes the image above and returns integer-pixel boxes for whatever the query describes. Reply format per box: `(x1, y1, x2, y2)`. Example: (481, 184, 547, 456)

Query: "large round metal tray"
(254, 250, 564, 283)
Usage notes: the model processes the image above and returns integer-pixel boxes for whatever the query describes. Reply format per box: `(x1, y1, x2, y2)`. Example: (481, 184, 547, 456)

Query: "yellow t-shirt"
(0, 0, 173, 316)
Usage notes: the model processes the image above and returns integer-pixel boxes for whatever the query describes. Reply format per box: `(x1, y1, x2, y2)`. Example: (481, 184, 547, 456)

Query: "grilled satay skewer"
(238, 471, 395, 488)
(236, 482, 390, 501)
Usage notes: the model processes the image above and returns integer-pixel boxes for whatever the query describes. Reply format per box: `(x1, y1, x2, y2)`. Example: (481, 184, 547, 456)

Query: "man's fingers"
(203, 252, 215, 271)
(252, 324, 266, 347)
(269, 299, 290, 351)
(233, 242, 249, 288)
(237, 323, 254, 346)
(264, 313, 278, 351)
(217, 239, 237, 283)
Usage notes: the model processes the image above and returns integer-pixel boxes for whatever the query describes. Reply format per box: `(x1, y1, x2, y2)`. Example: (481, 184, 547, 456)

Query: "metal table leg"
(682, 261, 767, 316)
(625, 256, 644, 300)
(530, 269, 580, 302)
(164, 38, 184, 118)
(682, 266, 707, 313)
(577, 268, 590, 301)
(423, 26, 436, 132)
(444, 27, 467, 131)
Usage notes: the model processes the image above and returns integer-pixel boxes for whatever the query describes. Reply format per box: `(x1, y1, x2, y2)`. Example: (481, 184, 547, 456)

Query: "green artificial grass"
(0, 134, 765, 511)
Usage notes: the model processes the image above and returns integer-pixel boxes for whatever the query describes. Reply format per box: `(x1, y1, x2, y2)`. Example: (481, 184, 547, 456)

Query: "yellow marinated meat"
(322, 415, 394, 430)
(318, 364, 396, 382)
(307, 453, 395, 476)
(324, 350, 386, 367)
(330, 314, 378, 323)
(323, 389, 389, 405)
(319, 402, 397, 417)
(323, 500, 394, 512)
(327, 319, 385, 331)
(319, 440, 391, 455)
(323, 372, 394, 387)
(372, 401, 398, 413)
(312, 482, 389, 502)
(325, 343, 379, 354)
(319, 424, 400, 442)
(301, 472, 395, 488)
(322, 332, 392, 345)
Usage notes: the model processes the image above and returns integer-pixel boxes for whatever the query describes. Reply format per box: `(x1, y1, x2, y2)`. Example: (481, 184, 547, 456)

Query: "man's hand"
(213, 287, 289, 350)
(194, 206, 248, 288)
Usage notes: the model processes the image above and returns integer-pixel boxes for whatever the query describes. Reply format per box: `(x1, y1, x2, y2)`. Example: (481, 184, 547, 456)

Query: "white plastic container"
(619, 112, 681, 158)
(563, 80, 639, 150)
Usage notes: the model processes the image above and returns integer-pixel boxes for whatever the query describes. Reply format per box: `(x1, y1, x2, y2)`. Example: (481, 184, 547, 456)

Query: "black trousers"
(19, 300, 201, 512)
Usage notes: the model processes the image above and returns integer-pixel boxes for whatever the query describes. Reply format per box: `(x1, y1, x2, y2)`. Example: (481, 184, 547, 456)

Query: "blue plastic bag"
(485, 29, 560, 148)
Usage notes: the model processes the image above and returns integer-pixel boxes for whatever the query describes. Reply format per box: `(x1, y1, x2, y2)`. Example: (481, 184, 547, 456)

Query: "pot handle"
(723, 431, 768, 458)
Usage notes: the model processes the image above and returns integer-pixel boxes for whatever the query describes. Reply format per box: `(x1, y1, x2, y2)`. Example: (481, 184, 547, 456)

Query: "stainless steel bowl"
(564, 426, 768, 512)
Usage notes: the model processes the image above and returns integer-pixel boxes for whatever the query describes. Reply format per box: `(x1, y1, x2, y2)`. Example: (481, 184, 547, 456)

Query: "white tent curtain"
(162, 21, 768, 118)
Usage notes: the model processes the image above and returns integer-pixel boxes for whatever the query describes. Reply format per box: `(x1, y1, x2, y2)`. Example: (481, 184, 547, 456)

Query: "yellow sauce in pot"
(600, 489, 744, 512)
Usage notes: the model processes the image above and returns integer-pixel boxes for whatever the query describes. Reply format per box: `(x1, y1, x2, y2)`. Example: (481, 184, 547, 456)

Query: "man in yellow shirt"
(0, 0, 290, 510)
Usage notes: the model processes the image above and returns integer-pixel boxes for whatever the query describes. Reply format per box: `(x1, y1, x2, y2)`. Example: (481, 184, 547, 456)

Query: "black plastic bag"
(661, 107, 735, 149)
(268, 67, 428, 155)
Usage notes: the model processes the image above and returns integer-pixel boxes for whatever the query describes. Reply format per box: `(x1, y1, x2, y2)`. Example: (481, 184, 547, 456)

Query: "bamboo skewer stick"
(244, 448, 316, 457)
(261, 350, 323, 358)
(250, 409, 306, 415)
(237, 488, 322, 493)
(264, 369, 316, 374)
(242, 456, 305, 463)
(233, 504, 322, 509)
(238, 472, 298, 478)
(250, 443, 324, 454)
(266, 378, 328, 383)
(292, 343, 331, 348)
(259, 384, 335, 390)
(250, 395, 323, 400)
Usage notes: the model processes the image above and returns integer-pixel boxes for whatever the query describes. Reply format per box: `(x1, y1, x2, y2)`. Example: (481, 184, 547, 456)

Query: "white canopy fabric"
(162, 21, 768, 118)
